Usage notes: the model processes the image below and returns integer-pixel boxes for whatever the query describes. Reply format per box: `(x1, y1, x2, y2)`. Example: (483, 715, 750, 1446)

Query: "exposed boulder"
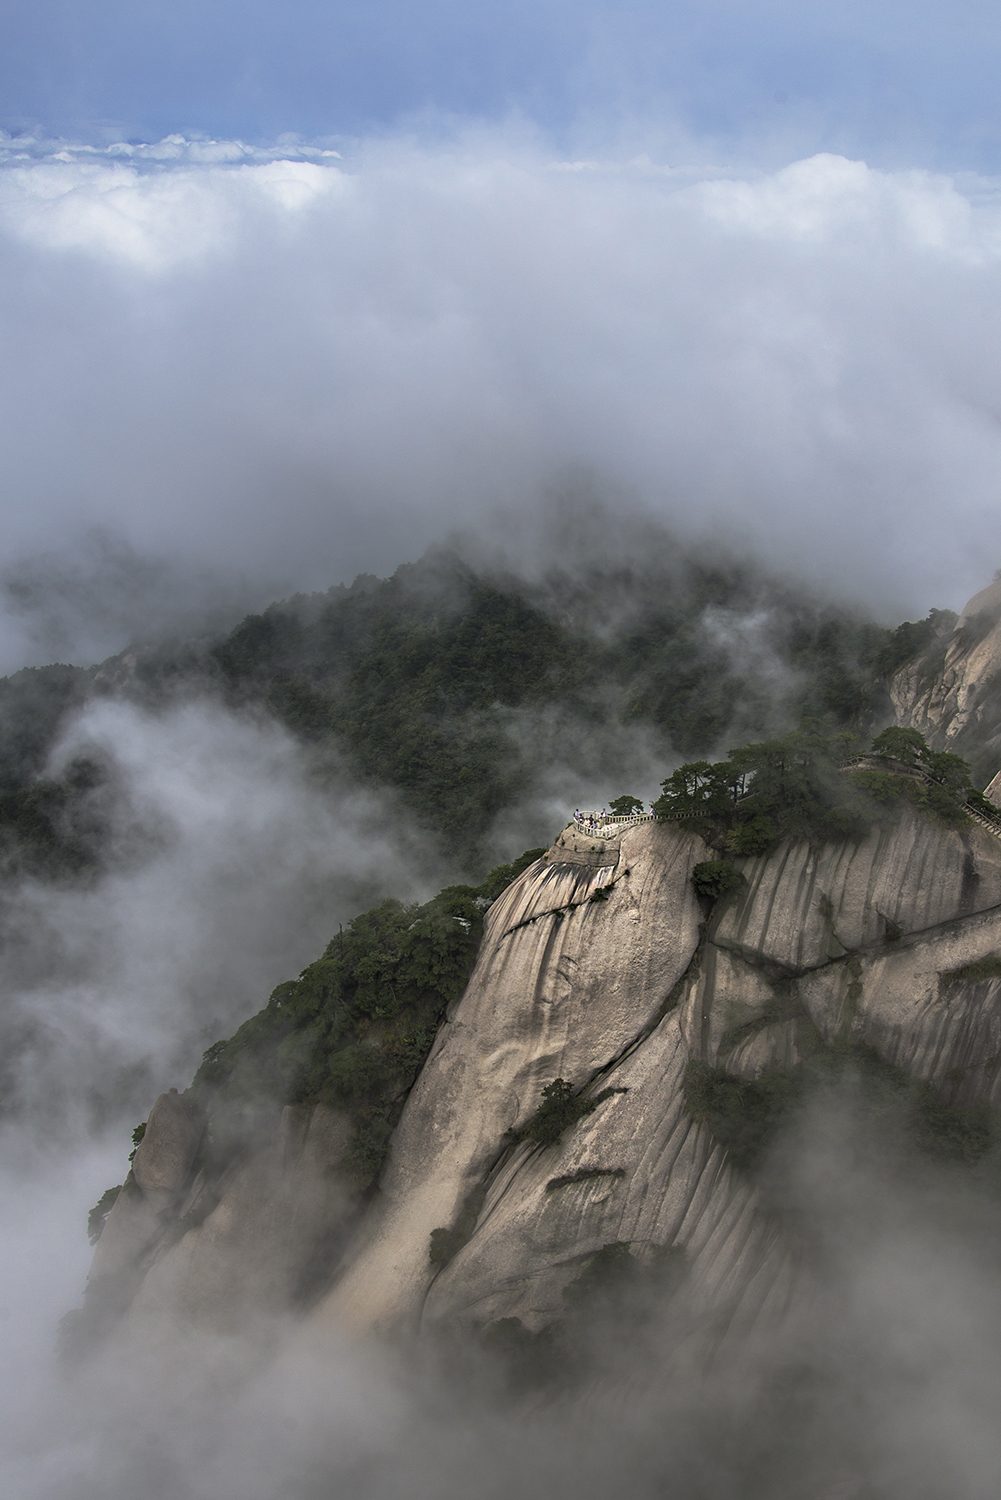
(131, 1089, 203, 1214)
(891, 580, 1001, 782)
(130, 1104, 356, 1329)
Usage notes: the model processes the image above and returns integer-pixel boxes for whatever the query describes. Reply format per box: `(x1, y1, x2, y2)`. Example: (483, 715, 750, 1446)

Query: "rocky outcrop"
(82, 801, 1001, 1349)
(88, 1089, 202, 1297)
(130, 1089, 202, 1213)
(129, 1103, 356, 1329)
(82, 1096, 355, 1337)
(891, 579, 1001, 782)
(319, 820, 707, 1331)
(315, 806, 1001, 1341)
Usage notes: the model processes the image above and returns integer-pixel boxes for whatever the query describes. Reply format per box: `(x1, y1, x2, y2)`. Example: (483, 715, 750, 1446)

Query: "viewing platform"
(572, 810, 654, 840)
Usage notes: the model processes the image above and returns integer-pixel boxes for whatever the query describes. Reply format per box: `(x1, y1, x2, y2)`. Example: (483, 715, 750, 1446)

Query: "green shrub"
(870, 726, 928, 765)
(127, 1121, 146, 1163)
(609, 795, 644, 816)
(428, 1182, 488, 1267)
(513, 1079, 628, 1147)
(86, 1185, 122, 1245)
(691, 860, 746, 903)
(519, 1079, 588, 1145)
(942, 955, 1001, 985)
(726, 815, 778, 856)
(846, 768, 905, 807)
(916, 779, 969, 826)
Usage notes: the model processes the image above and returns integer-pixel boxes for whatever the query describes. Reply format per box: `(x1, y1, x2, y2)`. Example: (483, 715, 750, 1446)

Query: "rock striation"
(891, 578, 1001, 782)
(314, 804, 1001, 1341)
(83, 800, 1001, 1348)
(84, 1093, 355, 1335)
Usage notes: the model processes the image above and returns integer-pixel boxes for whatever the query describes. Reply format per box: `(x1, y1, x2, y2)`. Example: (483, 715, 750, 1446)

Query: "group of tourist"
(573, 808, 608, 833)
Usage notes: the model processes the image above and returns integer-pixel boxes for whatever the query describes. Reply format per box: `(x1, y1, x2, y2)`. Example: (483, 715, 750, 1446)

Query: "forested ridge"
(0, 546, 954, 876)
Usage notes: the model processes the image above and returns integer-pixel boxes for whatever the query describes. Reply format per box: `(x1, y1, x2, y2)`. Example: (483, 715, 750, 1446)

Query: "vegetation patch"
(545, 1167, 625, 1192)
(655, 723, 976, 853)
(942, 955, 1001, 986)
(429, 1182, 489, 1268)
(560, 1241, 685, 1315)
(476, 1242, 687, 1395)
(0, 563, 966, 884)
(691, 859, 746, 905)
(684, 1059, 801, 1172)
(509, 1079, 629, 1148)
(86, 1185, 122, 1245)
(201, 558, 917, 865)
(684, 1045, 994, 1175)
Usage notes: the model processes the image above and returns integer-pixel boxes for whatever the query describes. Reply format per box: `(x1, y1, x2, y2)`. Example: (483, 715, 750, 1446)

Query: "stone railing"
(572, 811, 655, 839)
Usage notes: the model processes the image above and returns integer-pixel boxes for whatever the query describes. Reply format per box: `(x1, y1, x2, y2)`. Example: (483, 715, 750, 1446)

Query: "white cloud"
(0, 696, 446, 1135)
(0, 153, 341, 269)
(2, 133, 1001, 671)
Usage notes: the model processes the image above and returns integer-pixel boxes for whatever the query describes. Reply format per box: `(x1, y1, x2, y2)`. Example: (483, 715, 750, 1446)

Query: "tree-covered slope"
(0, 543, 955, 874)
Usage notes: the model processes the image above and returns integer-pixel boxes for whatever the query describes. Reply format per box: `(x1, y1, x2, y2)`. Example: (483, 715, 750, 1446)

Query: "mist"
(0, 690, 455, 1437)
(7, 1077, 1001, 1499)
(2, 132, 1001, 672)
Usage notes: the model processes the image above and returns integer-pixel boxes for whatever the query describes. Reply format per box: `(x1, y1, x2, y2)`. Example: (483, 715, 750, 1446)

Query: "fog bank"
(2, 134, 1001, 669)
(7, 1083, 1001, 1500)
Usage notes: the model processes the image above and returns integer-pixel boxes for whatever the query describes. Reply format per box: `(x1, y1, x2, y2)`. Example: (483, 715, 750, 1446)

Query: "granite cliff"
(77, 575, 1001, 1352)
(891, 576, 1001, 792)
(83, 795, 1001, 1352)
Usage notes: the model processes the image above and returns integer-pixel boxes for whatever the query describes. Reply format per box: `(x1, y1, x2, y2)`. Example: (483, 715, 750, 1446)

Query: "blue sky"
(6, 0, 1001, 171)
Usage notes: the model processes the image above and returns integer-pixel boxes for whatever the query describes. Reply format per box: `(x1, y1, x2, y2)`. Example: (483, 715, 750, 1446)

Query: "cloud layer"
(6, 0, 1001, 172)
(2, 135, 1001, 669)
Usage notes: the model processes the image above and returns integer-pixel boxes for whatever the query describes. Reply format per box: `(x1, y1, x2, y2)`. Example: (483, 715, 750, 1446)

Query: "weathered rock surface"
(318, 820, 707, 1331)
(84, 798, 1001, 1349)
(891, 579, 1001, 781)
(130, 1089, 203, 1214)
(317, 807, 1001, 1341)
(129, 1104, 355, 1329)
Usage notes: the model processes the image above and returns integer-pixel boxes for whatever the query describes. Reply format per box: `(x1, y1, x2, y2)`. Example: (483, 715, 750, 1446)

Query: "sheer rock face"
(317, 809, 1001, 1340)
(317, 821, 708, 1332)
(85, 1102, 354, 1336)
(85, 805, 1001, 1344)
(130, 1090, 203, 1215)
(128, 1104, 356, 1329)
(891, 579, 1001, 780)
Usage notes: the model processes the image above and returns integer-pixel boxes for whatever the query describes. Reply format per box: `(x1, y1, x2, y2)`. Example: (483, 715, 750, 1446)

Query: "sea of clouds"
(1, 130, 1001, 669)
